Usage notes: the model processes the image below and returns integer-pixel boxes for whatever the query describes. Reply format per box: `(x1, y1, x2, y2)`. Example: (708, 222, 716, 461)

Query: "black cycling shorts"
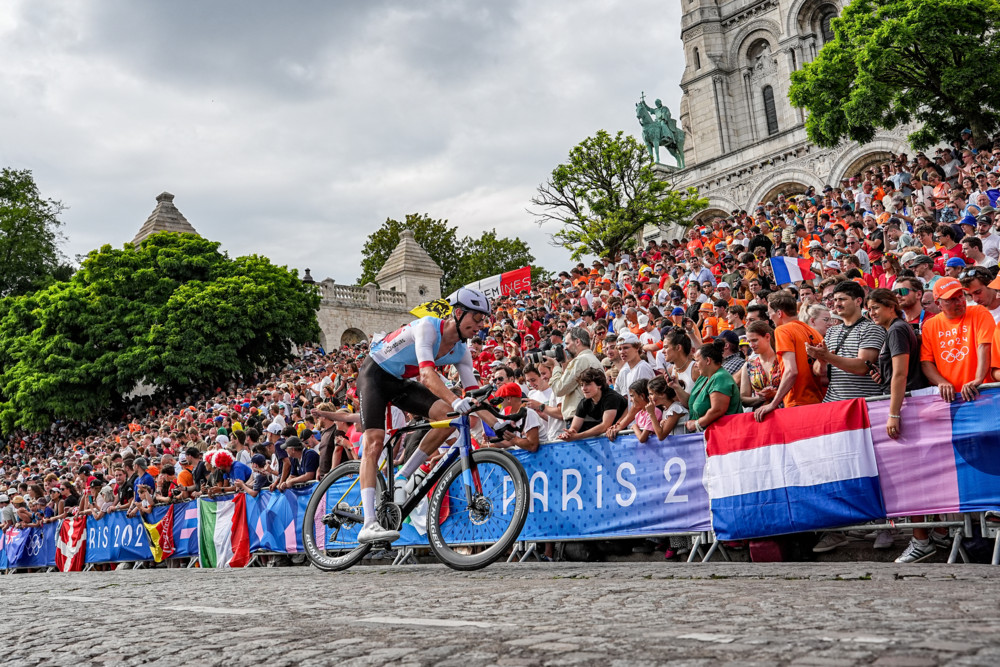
(356, 356, 440, 431)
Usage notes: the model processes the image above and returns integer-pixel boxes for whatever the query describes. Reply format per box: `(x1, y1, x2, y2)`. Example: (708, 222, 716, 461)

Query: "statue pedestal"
(653, 163, 680, 176)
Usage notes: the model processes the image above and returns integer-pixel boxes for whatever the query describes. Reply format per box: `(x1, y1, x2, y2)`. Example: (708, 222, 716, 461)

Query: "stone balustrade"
(318, 281, 408, 309)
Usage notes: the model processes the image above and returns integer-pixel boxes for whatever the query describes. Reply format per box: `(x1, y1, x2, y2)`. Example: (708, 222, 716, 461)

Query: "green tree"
(0, 168, 69, 297)
(0, 232, 320, 432)
(358, 215, 543, 295)
(357, 214, 463, 295)
(530, 130, 707, 260)
(788, 0, 1000, 150)
(453, 230, 536, 292)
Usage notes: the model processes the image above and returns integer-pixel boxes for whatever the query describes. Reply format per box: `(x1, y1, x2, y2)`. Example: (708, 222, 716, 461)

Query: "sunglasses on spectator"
(892, 287, 912, 297)
(958, 268, 988, 281)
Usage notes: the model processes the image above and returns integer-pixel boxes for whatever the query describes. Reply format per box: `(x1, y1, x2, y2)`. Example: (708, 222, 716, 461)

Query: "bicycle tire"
(425, 448, 530, 571)
(302, 461, 384, 572)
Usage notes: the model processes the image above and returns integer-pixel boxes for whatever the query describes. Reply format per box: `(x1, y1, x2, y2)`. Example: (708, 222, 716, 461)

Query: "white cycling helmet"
(449, 287, 491, 315)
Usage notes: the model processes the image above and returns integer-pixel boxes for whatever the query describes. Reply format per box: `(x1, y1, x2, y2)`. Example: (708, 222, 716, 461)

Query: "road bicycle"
(302, 385, 530, 571)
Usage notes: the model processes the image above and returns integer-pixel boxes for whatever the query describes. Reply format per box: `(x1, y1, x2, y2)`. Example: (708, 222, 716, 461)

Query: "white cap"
(266, 422, 283, 435)
(0, 494, 8, 503)
(717, 281, 731, 289)
(638, 314, 649, 326)
(617, 332, 640, 346)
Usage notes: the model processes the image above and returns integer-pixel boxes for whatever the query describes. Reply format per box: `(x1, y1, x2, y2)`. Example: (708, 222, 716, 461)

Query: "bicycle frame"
(322, 414, 478, 528)
(321, 389, 525, 533)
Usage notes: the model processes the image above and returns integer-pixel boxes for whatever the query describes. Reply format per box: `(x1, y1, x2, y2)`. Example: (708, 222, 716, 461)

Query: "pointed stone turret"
(132, 192, 199, 245)
(375, 229, 443, 309)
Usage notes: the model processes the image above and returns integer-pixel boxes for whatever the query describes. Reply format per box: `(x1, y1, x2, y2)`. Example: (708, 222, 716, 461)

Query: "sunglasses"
(958, 269, 987, 281)
(892, 288, 912, 297)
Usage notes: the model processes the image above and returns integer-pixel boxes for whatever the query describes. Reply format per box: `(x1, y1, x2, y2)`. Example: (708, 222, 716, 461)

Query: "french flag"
(704, 399, 886, 541)
(770, 256, 816, 285)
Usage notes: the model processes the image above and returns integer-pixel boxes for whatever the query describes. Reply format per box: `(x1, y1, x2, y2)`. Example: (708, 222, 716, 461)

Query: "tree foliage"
(0, 233, 320, 432)
(358, 214, 541, 295)
(530, 130, 707, 261)
(788, 0, 1000, 150)
(0, 168, 71, 297)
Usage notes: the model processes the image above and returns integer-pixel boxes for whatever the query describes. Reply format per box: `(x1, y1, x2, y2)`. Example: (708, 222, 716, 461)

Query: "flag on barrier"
(143, 505, 175, 563)
(705, 399, 886, 540)
(4, 528, 30, 567)
(56, 515, 87, 572)
(199, 495, 250, 568)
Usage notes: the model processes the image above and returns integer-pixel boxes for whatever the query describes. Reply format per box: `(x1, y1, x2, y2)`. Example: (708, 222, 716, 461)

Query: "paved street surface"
(2, 562, 998, 666)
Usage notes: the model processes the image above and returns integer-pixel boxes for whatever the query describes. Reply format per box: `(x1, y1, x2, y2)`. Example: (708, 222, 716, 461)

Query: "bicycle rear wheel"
(302, 461, 384, 571)
(426, 448, 529, 571)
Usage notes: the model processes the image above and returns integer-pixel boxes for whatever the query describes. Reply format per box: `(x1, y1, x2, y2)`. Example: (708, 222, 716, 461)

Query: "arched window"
(694, 47, 701, 70)
(763, 86, 778, 136)
(820, 12, 835, 43)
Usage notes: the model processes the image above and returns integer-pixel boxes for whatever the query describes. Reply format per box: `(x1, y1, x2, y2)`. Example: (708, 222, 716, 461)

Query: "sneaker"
(812, 532, 849, 553)
(929, 530, 951, 550)
(358, 522, 400, 544)
(873, 529, 895, 550)
(895, 538, 936, 563)
(663, 548, 678, 560)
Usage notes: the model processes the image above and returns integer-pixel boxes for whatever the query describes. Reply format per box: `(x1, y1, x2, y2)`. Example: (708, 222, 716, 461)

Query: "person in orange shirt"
(755, 291, 825, 421)
(922, 278, 994, 402)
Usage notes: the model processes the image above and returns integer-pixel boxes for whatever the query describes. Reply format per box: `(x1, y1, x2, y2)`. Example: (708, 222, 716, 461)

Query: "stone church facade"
(669, 0, 911, 221)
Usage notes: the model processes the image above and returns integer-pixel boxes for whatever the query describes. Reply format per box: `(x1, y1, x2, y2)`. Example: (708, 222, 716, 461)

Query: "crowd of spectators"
(3, 133, 1000, 566)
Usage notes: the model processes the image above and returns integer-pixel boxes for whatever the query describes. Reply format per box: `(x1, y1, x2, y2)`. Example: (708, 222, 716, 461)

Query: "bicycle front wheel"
(426, 448, 530, 571)
(302, 461, 383, 571)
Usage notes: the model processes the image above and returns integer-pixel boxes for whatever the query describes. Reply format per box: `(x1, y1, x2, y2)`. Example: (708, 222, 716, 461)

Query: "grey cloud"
(0, 0, 685, 284)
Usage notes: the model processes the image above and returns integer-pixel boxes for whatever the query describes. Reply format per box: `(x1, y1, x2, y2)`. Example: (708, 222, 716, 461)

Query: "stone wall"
(314, 279, 413, 350)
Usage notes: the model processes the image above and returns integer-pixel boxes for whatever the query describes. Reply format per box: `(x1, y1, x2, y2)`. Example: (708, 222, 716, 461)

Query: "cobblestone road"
(2, 562, 998, 666)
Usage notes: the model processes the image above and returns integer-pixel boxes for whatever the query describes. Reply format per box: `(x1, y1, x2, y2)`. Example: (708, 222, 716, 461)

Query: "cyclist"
(355, 287, 491, 543)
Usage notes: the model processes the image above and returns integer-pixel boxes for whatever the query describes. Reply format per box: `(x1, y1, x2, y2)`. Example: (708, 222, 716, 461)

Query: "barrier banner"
(170, 501, 200, 558)
(313, 433, 711, 550)
(246, 487, 313, 554)
(85, 510, 153, 564)
(869, 388, 1000, 516)
(4, 523, 58, 569)
(511, 433, 711, 540)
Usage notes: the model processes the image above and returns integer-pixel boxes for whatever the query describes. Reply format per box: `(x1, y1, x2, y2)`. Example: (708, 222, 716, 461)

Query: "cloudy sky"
(0, 1, 686, 284)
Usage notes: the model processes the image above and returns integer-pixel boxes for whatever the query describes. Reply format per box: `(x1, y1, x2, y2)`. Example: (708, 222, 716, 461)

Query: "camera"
(526, 345, 565, 365)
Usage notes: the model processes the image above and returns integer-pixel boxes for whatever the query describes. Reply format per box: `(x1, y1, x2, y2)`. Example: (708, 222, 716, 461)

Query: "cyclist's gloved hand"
(451, 397, 474, 414)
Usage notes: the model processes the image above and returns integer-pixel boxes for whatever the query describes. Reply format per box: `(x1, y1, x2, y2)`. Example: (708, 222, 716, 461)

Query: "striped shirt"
(822, 318, 886, 402)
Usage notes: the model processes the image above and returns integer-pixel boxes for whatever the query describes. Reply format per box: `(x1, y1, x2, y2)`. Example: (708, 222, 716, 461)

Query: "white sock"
(915, 537, 930, 546)
(399, 450, 429, 479)
(361, 487, 376, 526)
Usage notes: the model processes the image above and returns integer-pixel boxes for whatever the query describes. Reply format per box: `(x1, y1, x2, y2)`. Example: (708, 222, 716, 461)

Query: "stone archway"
(758, 181, 811, 205)
(317, 330, 329, 353)
(340, 328, 367, 346)
(747, 167, 825, 209)
(827, 135, 910, 185)
(838, 151, 896, 183)
(693, 207, 732, 224)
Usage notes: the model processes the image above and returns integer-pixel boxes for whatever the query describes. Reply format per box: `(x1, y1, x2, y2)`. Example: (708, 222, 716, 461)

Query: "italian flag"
(198, 494, 250, 568)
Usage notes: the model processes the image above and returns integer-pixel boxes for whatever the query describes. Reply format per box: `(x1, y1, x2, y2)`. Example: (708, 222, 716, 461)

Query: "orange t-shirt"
(177, 468, 194, 489)
(774, 319, 825, 407)
(922, 306, 995, 390)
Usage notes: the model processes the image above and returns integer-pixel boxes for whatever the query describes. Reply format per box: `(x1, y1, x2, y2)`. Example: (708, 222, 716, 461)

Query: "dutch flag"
(704, 399, 886, 541)
(770, 256, 816, 285)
